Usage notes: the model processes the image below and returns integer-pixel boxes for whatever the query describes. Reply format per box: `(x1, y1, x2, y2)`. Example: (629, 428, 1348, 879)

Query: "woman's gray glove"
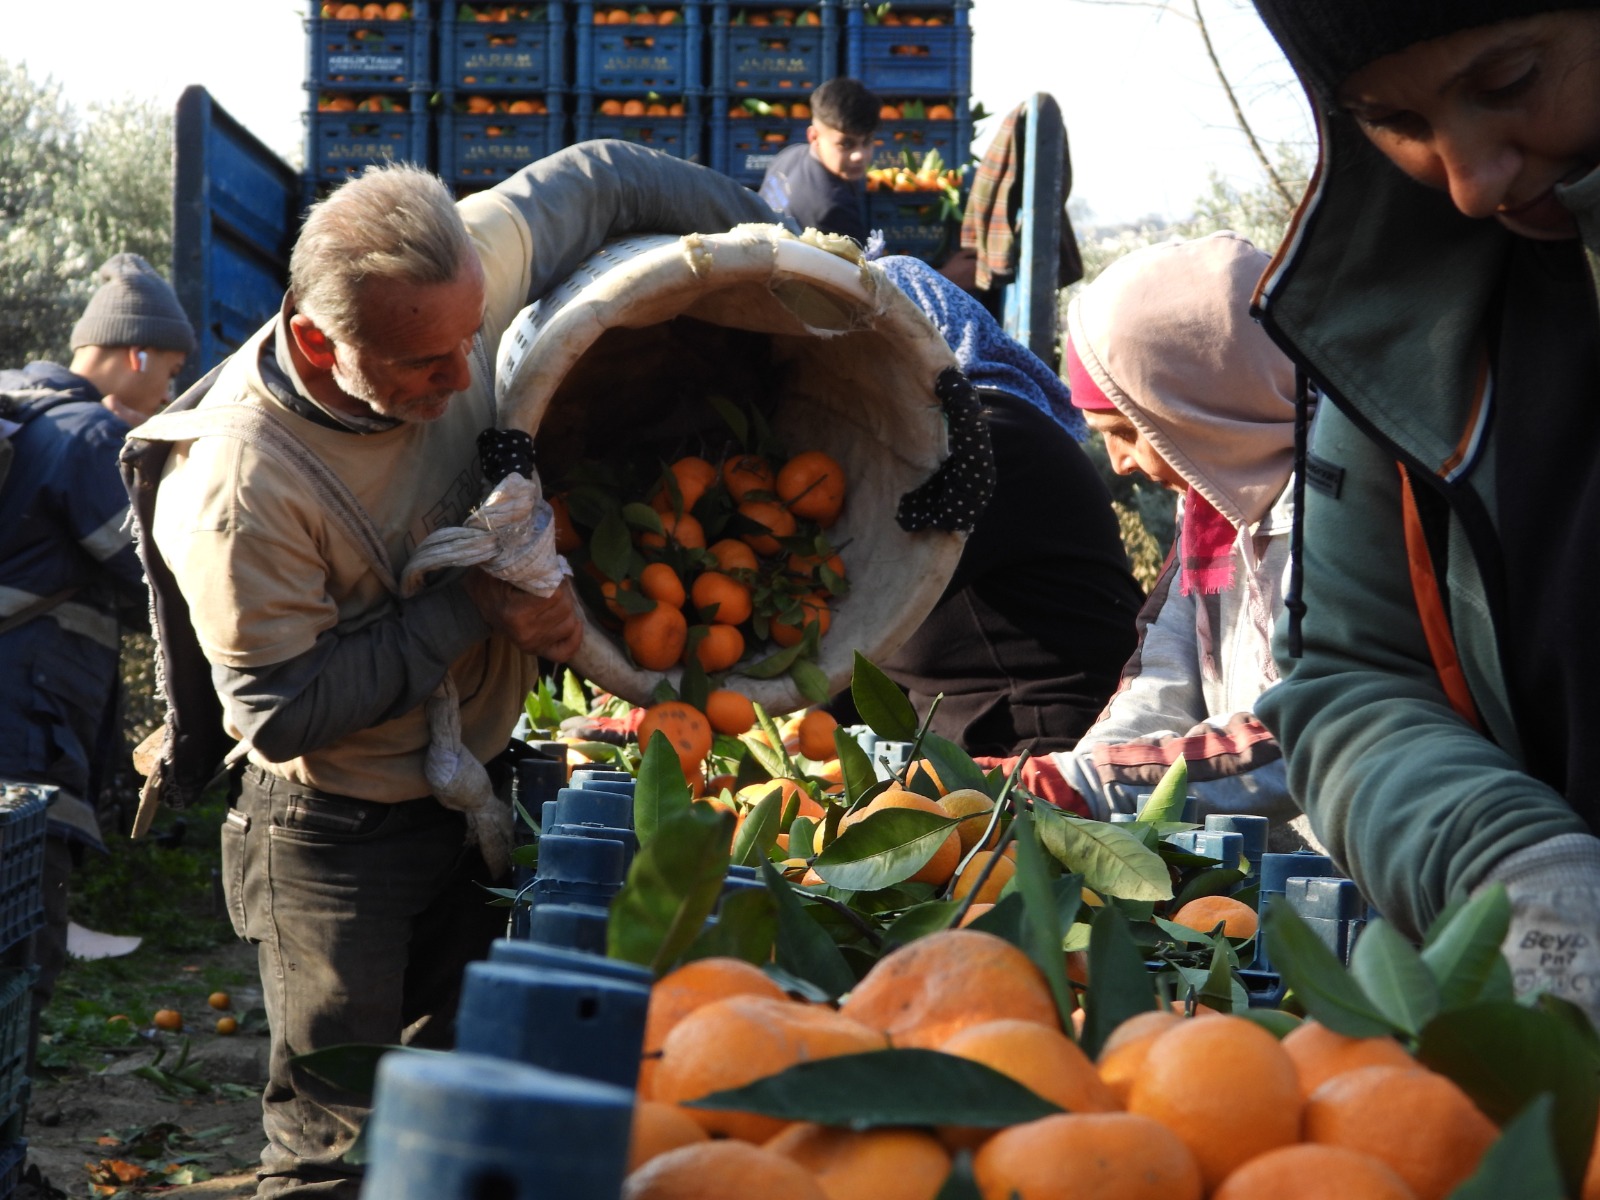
(1484, 832, 1600, 1027)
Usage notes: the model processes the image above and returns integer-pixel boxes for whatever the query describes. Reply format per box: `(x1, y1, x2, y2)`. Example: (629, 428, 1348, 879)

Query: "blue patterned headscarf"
(876, 255, 1085, 441)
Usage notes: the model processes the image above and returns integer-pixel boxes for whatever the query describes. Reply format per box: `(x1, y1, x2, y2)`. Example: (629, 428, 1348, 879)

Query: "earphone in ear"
(136, 351, 149, 372)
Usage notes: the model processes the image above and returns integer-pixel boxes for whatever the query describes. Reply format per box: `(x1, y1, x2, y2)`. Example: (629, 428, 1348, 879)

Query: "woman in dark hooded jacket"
(1246, 0, 1600, 1029)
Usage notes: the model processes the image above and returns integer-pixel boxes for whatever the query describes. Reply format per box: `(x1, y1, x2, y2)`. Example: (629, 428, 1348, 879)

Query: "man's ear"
(288, 313, 337, 371)
(806, 123, 820, 147)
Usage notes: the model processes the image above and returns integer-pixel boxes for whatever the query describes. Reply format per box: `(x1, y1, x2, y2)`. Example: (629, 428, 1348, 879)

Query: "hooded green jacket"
(1253, 110, 1599, 940)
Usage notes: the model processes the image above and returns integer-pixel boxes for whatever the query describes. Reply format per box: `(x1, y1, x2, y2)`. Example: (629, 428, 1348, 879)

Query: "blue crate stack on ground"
(846, 0, 971, 262)
(303, 1, 436, 204)
(708, 0, 839, 187)
(0, 786, 51, 1192)
(438, 2, 571, 193)
(574, 1, 705, 161)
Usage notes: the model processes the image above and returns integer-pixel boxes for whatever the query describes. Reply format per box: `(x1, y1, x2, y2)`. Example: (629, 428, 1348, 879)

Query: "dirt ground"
(25, 940, 265, 1199)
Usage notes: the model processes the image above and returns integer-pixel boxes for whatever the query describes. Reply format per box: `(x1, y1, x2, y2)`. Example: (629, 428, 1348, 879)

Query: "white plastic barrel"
(497, 225, 966, 712)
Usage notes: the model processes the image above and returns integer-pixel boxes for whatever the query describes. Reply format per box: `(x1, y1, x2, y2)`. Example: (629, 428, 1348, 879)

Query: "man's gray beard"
(331, 355, 386, 414)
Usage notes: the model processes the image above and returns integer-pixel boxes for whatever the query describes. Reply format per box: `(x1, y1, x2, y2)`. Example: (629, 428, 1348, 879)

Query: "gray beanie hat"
(1253, 0, 1600, 101)
(70, 253, 197, 354)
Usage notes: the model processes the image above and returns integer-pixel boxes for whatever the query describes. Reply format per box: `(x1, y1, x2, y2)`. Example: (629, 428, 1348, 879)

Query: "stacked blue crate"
(0, 787, 50, 1169)
(574, 1, 705, 160)
(845, 0, 971, 261)
(708, 1, 839, 187)
(303, 1, 435, 199)
(438, 2, 571, 191)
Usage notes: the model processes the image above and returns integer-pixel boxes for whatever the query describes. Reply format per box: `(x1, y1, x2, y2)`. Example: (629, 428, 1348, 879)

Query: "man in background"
(760, 77, 882, 244)
(0, 252, 195, 1043)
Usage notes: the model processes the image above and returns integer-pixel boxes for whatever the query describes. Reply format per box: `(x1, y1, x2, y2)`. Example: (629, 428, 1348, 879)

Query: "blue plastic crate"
(305, 100, 433, 182)
(0, 790, 46, 956)
(709, 103, 809, 186)
(845, 0, 970, 95)
(0, 1138, 24, 1200)
(870, 111, 969, 171)
(576, 93, 703, 161)
(0, 970, 32, 1111)
(442, 2, 567, 91)
(711, 3, 838, 93)
(305, 2, 434, 89)
(438, 95, 567, 186)
(575, 2, 703, 95)
(866, 189, 956, 263)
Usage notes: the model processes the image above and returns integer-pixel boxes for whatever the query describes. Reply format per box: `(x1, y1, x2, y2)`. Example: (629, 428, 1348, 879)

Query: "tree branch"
(1190, 0, 1297, 211)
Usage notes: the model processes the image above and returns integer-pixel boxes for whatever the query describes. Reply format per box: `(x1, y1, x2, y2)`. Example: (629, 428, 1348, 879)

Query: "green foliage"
(690, 1048, 1064, 1129)
(0, 58, 175, 365)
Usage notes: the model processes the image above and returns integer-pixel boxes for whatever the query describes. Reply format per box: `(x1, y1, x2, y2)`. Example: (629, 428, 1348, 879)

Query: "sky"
(4, 0, 1312, 228)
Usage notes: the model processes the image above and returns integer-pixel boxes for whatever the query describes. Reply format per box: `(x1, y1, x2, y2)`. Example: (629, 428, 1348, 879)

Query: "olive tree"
(0, 59, 174, 365)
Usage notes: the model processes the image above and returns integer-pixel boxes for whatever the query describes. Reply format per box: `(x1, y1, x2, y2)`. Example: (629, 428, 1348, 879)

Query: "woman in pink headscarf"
(1015, 232, 1304, 828)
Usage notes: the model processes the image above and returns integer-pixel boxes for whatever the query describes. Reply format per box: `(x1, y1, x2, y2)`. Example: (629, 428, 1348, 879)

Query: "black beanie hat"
(1252, 0, 1600, 101)
(70, 253, 197, 354)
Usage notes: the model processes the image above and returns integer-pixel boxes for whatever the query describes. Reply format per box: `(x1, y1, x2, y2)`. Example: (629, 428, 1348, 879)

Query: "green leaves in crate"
(1135, 757, 1189, 825)
(683, 887, 779, 967)
(1449, 1094, 1567, 1200)
(1419, 1001, 1600, 1195)
(1034, 800, 1173, 902)
(852, 650, 919, 741)
(1006, 807, 1079, 1036)
(729, 783, 784, 868)
(761, 858, 857, 1000)
(688, 1049, 1064, 1129)
(633, 730, 694, 848)
(812, 807, 962, 892)
(608, 802, 732, 977)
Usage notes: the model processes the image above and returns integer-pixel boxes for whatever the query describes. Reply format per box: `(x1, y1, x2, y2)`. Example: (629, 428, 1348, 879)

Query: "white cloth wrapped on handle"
(401, 470, 571, 877)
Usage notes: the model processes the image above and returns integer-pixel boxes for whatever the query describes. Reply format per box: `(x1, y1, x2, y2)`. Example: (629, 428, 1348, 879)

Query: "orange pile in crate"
(317, 92, 412, 112)
(593, 6, 684, 23)
(463, 2, 547, 19)
(861, 9, 950, 25)
(725, 99, 812, 121)
(876, 100, 958, 122)
(624, 931, 1525, 1200)
(320, 1, 413, 16)
(556, 446, 849, 684)
(461, 95, 550, 114)
(596, 97, 687, 116)
(731, 7, 823, 25)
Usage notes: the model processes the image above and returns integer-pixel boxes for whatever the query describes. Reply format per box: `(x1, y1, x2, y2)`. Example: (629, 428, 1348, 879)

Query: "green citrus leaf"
(1421, 883, 1513, 1011)
(730, 785, 784, 868)
(607, 802, 732, 975)
(1078, 904, 1160, 1059)
(1034, 802, 1172, 902)
(1418, 1001, 1600, 1194)
(689, 1048, 1064, 1128)
(851, 652, 918, 742)
(633, 730, 692, 848)
(812, 808, 961, 892)
(684, 887, 779, 967)
(1136, 758, 1189, 824)
(1264, 902, 1397, 1038)
(760, 858, 856, 998)
(1349, 919, 1440, 1036)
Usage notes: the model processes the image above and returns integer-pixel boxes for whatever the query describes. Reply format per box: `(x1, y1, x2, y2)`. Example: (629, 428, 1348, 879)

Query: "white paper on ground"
(66, 921, 142, 960)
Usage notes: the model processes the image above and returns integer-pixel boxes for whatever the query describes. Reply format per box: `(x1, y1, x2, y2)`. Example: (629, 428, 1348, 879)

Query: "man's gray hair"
(290, 162, 474, 343)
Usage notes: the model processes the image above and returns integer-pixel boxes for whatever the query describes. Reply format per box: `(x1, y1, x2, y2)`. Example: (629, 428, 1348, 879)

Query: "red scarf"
(1180, 488, 1238, 596)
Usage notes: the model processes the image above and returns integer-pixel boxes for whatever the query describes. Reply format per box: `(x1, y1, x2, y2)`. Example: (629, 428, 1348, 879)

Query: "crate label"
(328, 52, 408, 73)
(741, 152, 780, 172)
(463, 50, 539, 70)
(331, 143, 399, 161)
(602, 53, 673, 71)
(735, 53, 811, 73)
(462, 141, 539, 162)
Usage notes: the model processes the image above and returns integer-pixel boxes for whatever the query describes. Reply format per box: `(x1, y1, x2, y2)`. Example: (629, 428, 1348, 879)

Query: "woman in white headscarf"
(1014, 232, 1303, 828)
